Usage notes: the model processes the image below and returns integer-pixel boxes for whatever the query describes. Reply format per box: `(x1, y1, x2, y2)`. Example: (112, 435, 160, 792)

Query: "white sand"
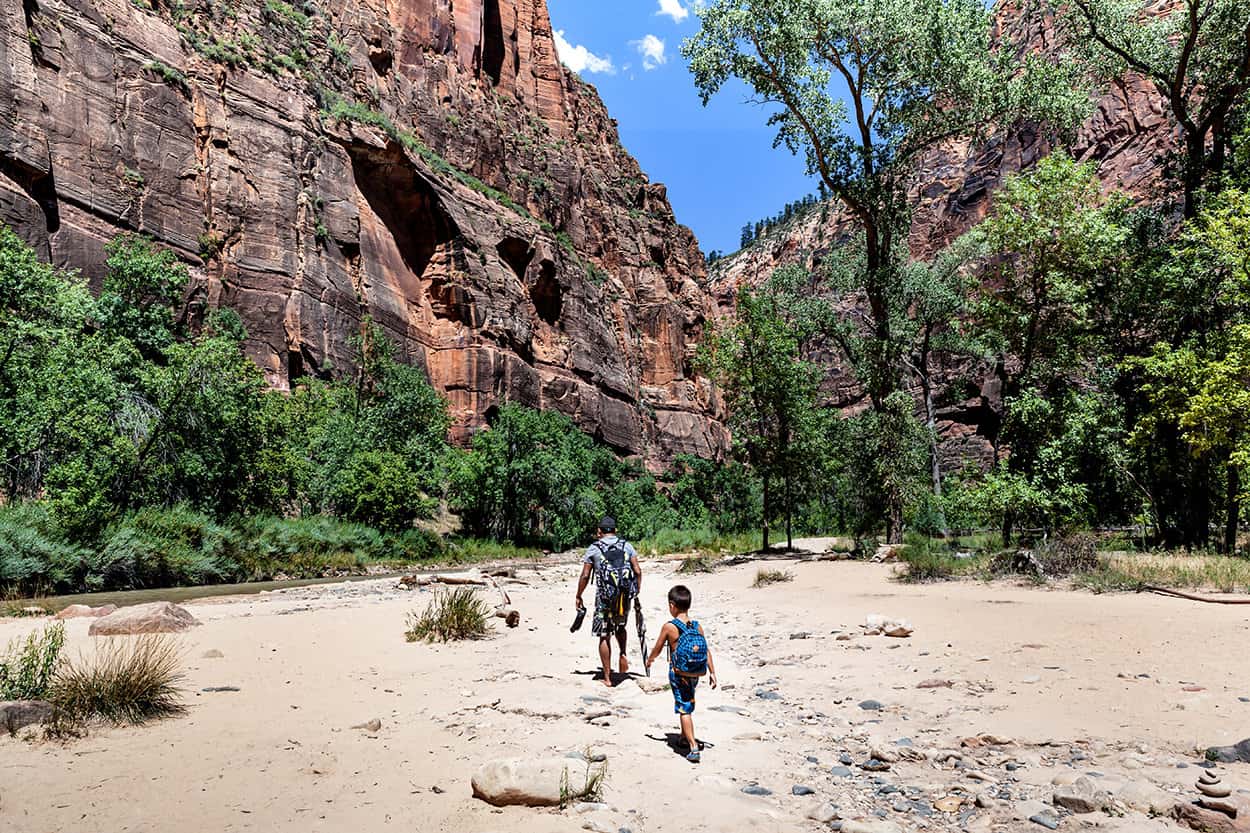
(3, 549, 1248, 832)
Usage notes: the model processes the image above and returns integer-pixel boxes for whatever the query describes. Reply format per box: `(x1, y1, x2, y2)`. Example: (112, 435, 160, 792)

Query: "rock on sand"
(55, 604, 117, 620)
(88, 602, 200, 636)
(0, 700, 55, 733)
(471, 757, 601, 807)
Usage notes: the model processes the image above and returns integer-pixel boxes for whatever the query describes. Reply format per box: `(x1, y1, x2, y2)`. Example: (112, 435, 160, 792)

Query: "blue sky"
(545, 0, 818, 256)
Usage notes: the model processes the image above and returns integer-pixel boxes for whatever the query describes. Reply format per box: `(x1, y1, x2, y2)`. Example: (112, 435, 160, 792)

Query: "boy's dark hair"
(668, 584, 692, 612)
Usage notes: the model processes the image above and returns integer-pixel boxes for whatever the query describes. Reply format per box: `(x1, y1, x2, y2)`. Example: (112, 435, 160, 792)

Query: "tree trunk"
(1225, 463, 1240, 555)
(886, 497, 903, 545)
(784, 471, 793, 551)
(1002, 509, 1015, 549)
(761, 476, 771, 552)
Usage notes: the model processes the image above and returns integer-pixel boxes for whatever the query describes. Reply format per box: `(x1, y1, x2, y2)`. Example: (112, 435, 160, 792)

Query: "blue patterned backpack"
(671, 619, 708, 677)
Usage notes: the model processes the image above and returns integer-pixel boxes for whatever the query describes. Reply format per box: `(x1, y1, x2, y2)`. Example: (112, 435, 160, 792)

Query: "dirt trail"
(2, 558, 1247, 832)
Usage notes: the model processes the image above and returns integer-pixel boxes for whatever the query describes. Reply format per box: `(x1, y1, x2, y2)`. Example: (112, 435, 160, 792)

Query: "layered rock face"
(0, 0, 726, 464)
(709, 15, 1175, 469)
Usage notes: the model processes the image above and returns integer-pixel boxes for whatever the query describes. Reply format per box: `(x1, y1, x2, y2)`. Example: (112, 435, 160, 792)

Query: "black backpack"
(595, 539, 634, 619)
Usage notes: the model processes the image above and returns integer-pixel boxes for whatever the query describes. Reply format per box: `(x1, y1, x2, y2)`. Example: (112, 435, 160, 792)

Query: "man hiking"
(575, 516, 642, 687)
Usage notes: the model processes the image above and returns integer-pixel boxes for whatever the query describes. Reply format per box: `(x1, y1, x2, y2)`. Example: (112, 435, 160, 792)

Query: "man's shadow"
(646, 733, 713, 756)
(572, 668, 641, 687)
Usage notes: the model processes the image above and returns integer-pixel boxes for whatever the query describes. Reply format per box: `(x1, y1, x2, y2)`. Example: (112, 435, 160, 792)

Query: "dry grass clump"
(1078, 551, 1250, 594)
(405, 587, 492, 642)
(752, 568, 794, 588)
(0, 622, 65, 700)
(677, 555, 716, 574)
(51, 636, 185, 724)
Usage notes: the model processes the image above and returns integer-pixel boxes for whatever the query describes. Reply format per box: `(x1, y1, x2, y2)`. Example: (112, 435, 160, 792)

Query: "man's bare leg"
(598, 636, 613, 687)
(616, 627, 629, 674)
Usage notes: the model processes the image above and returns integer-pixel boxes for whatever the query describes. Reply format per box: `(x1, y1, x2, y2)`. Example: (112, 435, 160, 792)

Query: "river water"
(10, 572, 407, 614)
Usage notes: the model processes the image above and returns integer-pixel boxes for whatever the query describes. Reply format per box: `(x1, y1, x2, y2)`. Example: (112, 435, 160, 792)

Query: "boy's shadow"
(572, 668, 640, 687)
(647, 733, 713, 756)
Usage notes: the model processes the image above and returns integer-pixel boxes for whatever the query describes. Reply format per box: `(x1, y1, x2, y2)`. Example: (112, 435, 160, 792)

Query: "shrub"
(238, 515, 386, 579)
(0, 503, 87, 596)
(329, 450, 430, 532)
(752, 568, 793, 587)
(51, 636, 185, 724)
(0, 623, 65, 700)
(1034, 533, 1101, 577)
(896, 533, 988, 582)
(405, 587, 492, 642)
(91, 506, 239, 590)
(676, 555, 716, 574)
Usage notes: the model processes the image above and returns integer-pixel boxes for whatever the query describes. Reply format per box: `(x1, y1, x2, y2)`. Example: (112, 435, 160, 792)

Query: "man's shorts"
(591, 604, 628, 637)
(669, 669, 698, 715)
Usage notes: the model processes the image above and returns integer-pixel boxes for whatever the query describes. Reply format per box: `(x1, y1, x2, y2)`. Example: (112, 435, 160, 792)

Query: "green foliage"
(97, 233, 188, 357)
(701, 271, 827, 548)
(405, 587, 492, 642)
(329, 450, 429, 532)
(1055, 0, 1250, 215)
(90, 506, 239, 591)
(50, 636, 185, 724)
(449, 404, 610, 550)
(0, 623, 65, 701)
(0, 503, 87, 596)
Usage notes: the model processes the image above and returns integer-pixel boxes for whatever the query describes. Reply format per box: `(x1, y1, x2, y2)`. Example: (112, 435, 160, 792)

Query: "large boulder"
(1173, 802, 1250, 833)
(471, 757, 602, 807)
(88, 602, 200, 636)
(55, 604, 118, 620)
(0, 700, 55, 733)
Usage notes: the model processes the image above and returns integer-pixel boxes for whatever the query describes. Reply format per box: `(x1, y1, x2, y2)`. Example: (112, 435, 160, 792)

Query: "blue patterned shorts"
(669, 669, 699, 715)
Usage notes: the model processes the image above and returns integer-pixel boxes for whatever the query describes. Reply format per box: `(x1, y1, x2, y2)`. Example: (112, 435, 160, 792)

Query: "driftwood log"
(1143, 585, 1250, 605)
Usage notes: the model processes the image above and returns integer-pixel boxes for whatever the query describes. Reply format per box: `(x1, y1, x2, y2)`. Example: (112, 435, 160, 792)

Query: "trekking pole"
(634, 596, 649, 676)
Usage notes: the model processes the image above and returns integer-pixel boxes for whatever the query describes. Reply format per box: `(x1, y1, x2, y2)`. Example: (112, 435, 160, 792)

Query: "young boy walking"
(645, 584, 717, 763)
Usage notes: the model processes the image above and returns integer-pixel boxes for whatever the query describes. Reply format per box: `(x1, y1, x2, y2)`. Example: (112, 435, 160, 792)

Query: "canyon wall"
(0, 0, 727, 464)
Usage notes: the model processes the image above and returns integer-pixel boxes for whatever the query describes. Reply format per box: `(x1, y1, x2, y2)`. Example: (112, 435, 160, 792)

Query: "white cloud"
(553, 29, 615, 75)
(657, 0, 689, 23)
(631, 34, 667, 71)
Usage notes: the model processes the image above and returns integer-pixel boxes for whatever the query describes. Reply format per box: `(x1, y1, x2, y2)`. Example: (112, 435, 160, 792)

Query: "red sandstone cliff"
(0, 0, 726, 464)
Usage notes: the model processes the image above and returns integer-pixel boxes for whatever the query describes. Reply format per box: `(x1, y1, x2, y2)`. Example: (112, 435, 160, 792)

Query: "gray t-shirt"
(582, 535, 638, 572)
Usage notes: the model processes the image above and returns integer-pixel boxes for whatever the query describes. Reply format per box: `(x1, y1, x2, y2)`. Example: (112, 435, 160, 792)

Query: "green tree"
(966, 154, 1133, 543)
(683, 0, 1082, 537)
(329, 450, 427, 532)
(1056, 0, 1250, 217)
(95, 234, 189, 358)
(449, 404, 611, 550)
(701, 273, 825, 550)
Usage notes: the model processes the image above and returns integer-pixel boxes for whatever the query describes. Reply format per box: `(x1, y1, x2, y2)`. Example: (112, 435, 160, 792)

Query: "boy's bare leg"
(615, 627, 629, 674)
(598, 636, 613, 687)
(679, 714, 697, 750)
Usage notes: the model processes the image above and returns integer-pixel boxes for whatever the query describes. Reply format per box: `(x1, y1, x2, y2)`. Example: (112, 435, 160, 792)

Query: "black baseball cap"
(598, 516, 616, 532)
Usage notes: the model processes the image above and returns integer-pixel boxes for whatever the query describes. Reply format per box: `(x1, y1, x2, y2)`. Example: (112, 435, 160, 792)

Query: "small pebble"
(839, 753, 854, 765)
(792, 785, 815, 796)
(858, 700, 884, 711)
(830, 766, 853, 778)
(741, 785, 772, 796)
(1029, 813, 1060, 830)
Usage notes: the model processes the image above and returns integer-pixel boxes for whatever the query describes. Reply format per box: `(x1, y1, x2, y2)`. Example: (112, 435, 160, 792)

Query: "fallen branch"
(1142, 585, 1250, 605)
(485, 575, 520, 628)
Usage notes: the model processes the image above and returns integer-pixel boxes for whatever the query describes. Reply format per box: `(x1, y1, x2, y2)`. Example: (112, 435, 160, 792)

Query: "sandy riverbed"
(2, 542, 1248, 832)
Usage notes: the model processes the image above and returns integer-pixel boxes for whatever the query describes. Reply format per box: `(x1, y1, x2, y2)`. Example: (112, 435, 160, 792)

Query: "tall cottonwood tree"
(684, 0, 1082, 540)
